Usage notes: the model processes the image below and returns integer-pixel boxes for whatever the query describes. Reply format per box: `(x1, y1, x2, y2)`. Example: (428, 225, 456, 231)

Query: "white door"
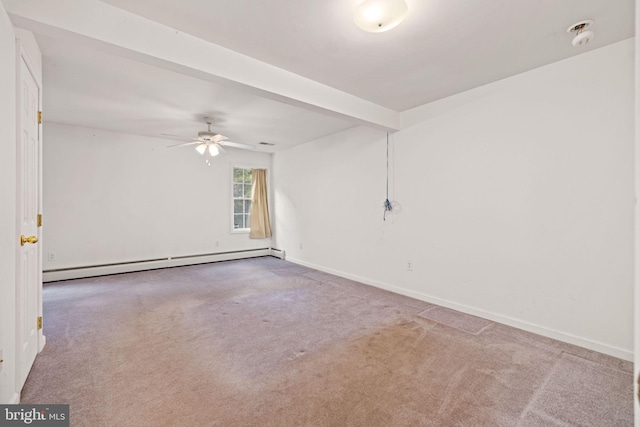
(16, 54, 41, 391)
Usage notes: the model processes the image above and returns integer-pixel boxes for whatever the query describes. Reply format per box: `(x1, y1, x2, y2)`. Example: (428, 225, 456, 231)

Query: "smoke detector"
(567, 20, 594, 47)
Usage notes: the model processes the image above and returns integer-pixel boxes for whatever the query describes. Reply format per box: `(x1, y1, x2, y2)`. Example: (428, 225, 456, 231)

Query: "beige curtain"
(249, 169, 272, 239)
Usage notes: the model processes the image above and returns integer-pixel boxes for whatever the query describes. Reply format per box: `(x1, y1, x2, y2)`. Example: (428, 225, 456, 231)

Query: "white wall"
(0, 1, 18, 404)
(273, 39, 635, 360)
(43, 123, 272, 270)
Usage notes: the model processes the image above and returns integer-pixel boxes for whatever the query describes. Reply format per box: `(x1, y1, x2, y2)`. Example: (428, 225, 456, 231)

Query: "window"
(232, 167, 252, 230)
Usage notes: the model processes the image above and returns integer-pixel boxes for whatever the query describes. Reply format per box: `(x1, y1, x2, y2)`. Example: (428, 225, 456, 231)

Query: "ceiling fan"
(166, 117, 256, 166)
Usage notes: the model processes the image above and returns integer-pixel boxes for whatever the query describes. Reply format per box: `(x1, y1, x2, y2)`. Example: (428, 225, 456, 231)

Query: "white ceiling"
(36, 35, 355, 152)
(5, 0, 635, 151)
(99, 0, 635, 111)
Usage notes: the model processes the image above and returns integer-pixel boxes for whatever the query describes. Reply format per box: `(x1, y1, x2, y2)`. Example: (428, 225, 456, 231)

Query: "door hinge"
(37, 111, 42, 124)
(37, 316, 42, 330)
(37, 214, 42, 227)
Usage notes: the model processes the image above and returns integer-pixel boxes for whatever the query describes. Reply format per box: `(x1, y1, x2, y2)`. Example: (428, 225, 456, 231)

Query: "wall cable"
(383, 132, 393, 220)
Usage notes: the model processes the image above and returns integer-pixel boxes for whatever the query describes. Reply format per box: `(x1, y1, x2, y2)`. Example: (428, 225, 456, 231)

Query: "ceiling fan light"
(354, 0, 408, 33)
(208, 144, 220, 156)
(195, 143, 207, 155)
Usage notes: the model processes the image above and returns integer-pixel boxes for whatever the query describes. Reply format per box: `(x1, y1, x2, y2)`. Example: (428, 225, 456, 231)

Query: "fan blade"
(216, 143, 226, 154)
(220, 141, 256, 150)
(160, 133, 199, 142)
(166, 141, 201, 148)
(212, 134, 228, 143)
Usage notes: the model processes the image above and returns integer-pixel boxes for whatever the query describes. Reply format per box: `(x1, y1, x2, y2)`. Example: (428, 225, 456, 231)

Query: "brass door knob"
(20, 235, 38, 246)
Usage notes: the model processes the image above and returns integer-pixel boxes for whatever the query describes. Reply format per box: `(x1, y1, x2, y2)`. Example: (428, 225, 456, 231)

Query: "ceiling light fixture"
(166, 117, 256, 167)
(354, 0, 409, 33)
(208, 144, 219, 156)
(194, 141, 220, 166)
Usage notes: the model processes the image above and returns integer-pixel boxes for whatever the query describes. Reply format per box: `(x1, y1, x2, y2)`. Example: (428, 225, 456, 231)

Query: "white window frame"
(230, 163, 270, 234)
(231, 165, 253, 234)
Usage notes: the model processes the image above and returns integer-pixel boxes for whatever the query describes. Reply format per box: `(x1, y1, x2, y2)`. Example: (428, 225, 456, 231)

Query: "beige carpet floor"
(21, 257, 633, 426)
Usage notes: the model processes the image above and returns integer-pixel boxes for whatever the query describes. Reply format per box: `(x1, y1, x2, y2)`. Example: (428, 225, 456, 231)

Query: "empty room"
(0, 0, 638, 426)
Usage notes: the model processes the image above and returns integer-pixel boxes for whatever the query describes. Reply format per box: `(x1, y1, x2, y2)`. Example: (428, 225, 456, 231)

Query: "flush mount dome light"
(354, 0, 409, 33)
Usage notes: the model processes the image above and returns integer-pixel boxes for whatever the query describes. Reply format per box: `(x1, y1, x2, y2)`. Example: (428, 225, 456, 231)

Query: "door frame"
(634, 0, 639, 423)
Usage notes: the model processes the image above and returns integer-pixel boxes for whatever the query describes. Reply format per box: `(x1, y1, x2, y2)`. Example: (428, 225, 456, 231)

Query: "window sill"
(231, 228, 250, 234)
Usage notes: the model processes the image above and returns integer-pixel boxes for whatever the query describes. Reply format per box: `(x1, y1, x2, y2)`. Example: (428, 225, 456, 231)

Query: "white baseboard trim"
(286, 256, 633, 361)
(43, 248, 274, 282)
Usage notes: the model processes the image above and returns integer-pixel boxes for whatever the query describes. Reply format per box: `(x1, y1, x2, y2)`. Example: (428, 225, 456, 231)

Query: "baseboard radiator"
(43, 247, 286, 283)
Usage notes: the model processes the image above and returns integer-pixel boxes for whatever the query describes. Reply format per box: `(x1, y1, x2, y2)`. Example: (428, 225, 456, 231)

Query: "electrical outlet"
(47, 252, 56, 262)
(215, 241, 219, 247)
(299, 242, 303, 250)
(407, 260, 413, 271)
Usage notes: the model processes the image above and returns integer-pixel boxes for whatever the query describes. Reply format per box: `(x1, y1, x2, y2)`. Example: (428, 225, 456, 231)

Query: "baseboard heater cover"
(270, 248, 286, 259)
(44, 248, 283, 282)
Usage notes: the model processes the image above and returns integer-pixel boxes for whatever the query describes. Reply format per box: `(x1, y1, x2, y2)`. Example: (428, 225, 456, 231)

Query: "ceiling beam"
(4, 0, 400, 131)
